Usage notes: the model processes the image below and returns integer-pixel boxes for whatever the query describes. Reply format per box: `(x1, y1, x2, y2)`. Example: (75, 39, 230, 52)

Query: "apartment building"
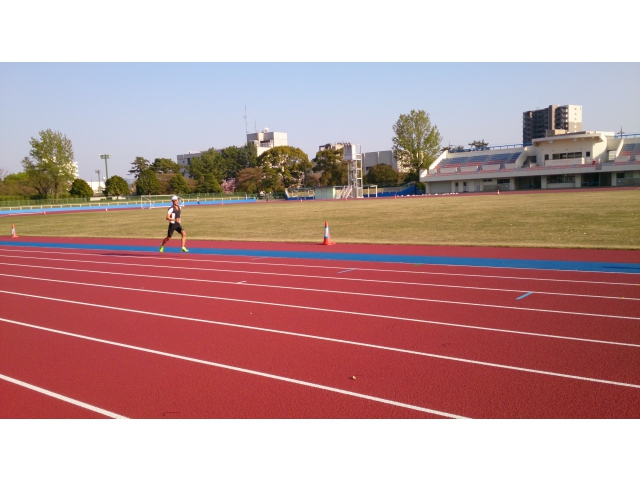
(523, 105, 582, 144)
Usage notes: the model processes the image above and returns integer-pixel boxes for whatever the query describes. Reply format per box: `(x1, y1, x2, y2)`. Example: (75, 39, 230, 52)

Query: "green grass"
(2, 189, 639, 249)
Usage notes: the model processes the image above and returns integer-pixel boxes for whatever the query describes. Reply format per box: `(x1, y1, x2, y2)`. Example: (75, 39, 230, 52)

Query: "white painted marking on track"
(0, 373, 127, 419)
(0, 262, 638, 323)
(1, 247, 637, 286)
(0, 317, 466, 419)
(1, 273, 640, 344)
(0, 290, 640, 394)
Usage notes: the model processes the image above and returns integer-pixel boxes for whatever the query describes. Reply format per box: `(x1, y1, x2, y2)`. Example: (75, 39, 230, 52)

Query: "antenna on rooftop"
(254, 121, 257, 133)
(244, 106, 249, 135)
(618, 126, 625, 137)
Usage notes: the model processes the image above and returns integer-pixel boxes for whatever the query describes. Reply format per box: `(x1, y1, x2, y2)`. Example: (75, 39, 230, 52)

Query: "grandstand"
(422, 130, 640, 193)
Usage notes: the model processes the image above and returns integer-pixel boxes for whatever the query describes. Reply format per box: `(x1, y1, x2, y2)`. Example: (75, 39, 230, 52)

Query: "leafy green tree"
(0, 172, 38, 197)
(196, 173, 223, 194)
(219, 143, 259, 179)
(135, 169, 161, 195)
(168, 174, 192, 195)
(21, 129, 76, 198)
(187, 149, 225, 185)
(150, 158, 181, 174)
(128, 157, 151, 179)
(69, 178, 94, 198)
(238, 142, 258, 169)
(392, 110, 442, 176)
(365, 164, 399, 185)
(258, 146, 312, 188)
(220, 146, 242, 179)
(312, 149, 347, 186)
(104, 175, 130, 196)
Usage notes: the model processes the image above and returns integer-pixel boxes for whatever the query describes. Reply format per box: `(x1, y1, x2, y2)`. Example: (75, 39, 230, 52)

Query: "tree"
(220, 146, 242, 180)
(219, 143, 259, 179)
(238, 142, 258, 169)
(128, 157, 151, 179)
(235, 167, 265, 194)
(0, 172, 38, 197)
(187, 149, 225, 185)
(365, 164, 399, 185)
(442, 145, 465, 153)
(135, 169, 162, 195)
(469, 140, 489, 150)
(104, 175, 130, 196)
(150, 158, 181, 174)
(258, 146, 312, 188)
(69, 178, 94, 198)
(221, 178, 237, 193)
(21, 129, 76, 198)
(312, 148, 347, 186)
(168, 174, 192, 195)
(392, 110, 442, 176)
(196, 174, 223, 194)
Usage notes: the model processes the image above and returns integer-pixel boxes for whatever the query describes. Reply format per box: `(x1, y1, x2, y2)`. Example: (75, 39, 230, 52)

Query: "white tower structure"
(343, 143, 363, 199)
(318, 142, 364, 199)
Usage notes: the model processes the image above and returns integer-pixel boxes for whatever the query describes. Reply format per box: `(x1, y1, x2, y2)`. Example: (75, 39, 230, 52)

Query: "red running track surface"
(1, 239, 639, 418)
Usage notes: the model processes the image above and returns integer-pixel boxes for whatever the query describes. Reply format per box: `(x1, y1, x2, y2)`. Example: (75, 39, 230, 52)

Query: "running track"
(1, 237, 639, 419)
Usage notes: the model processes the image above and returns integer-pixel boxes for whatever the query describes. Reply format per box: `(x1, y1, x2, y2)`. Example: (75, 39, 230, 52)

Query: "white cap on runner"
(171, 195, 179, 201)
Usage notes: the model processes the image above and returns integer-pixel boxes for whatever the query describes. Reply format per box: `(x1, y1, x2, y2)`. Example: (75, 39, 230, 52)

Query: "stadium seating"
(616, 143, 639, 162)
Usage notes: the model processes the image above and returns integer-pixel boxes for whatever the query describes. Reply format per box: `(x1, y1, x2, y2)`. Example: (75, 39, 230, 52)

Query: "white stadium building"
(420, 130, 640, 193)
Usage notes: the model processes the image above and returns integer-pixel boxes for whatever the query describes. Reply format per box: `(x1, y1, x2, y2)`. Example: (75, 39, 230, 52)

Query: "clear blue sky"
(2, 63, 638, 181)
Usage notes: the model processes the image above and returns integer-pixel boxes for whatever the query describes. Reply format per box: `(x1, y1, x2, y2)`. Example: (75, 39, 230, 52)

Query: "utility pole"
(99, 154, 110, 181)
(95, 169, 101, 190)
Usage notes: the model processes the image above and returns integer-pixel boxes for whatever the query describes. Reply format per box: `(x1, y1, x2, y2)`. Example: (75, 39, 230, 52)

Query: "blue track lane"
(1, 240, 639, 274)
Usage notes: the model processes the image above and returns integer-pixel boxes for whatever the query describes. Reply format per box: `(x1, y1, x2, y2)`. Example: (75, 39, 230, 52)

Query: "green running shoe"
(159, 245, 164, 253)
(181, 247, 189, 253)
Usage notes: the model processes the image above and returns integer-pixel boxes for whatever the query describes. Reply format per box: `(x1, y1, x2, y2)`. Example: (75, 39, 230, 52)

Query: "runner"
(159, 195, 188, 253)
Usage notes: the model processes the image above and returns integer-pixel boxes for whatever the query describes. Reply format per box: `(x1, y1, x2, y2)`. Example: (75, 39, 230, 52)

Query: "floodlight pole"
(99, 154, 110, 181)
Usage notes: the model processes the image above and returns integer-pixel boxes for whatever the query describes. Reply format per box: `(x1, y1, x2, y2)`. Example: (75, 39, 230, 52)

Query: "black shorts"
(167, 222, 184, 237)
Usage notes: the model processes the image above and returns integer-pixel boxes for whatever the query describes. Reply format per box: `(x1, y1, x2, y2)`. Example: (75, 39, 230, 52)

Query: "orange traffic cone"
(321, 221, 335, 245)
(11, 224, 18, 238)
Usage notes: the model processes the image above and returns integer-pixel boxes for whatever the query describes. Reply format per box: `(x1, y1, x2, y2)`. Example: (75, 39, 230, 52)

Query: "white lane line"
(1, 262, 638, 322)
(0, 255, 635, 301)
(1, 247, 637, 286)
(3, 286, 638, 349)
(2, 272, 640, 341)
(0, 284, 640, 396)
(0, 373, 127, 419)
(3, 295, 640, 392)
(0, 317, 466, 419)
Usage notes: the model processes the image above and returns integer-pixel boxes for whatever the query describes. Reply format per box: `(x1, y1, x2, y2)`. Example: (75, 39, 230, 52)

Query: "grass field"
(2, 189, 639, 249)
